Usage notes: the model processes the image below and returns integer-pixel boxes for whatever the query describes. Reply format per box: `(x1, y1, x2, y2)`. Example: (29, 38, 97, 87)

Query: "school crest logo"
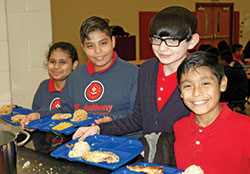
(50, 97, 61, 110)
(84, 80, 104, 102)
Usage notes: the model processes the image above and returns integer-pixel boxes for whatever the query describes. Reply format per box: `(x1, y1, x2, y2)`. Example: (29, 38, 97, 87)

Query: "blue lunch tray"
(50, 134, 144, 170)
(0, 107, 33, 126)
(24, 114, 103, 135)
(111, 162, 184, 174)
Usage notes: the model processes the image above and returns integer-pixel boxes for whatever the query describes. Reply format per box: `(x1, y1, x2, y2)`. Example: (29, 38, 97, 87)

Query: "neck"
(162, 58, 183, 76)
(194, 105, 222, 127)
(53, 80, 65, 91)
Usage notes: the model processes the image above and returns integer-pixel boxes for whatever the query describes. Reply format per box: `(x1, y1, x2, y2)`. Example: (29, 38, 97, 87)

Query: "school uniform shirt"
(99, 58, 190, 135)
(32, 78, 63, 111)
(174, 103, 250, 174)
(37, 52, 141, 138)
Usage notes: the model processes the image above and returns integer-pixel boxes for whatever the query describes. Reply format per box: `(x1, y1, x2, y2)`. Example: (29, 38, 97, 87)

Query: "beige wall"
(0, 0, 52, 108)
(51, 0, 250, 64)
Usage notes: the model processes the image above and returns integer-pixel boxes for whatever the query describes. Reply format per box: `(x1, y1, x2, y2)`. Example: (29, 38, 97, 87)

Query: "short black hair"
(231, 44, 243, 53)
(198, 44, 212, 51)
(149, 6, 197, 41)
(206, 46, 220, 58)
(177, 51, 225, 85)
(80, 16, 112, 43)
(217, 40, 231, 53)
(47, 41, 78, 63)
(220, 50, 233, 64)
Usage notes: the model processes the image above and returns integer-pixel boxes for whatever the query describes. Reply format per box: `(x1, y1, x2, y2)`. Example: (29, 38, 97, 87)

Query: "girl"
(31, 42, 78, 153)
(32, 42, 78, 111)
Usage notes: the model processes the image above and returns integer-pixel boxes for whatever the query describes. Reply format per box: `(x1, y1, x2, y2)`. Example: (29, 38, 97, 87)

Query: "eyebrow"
(180, 76, 212, 85)
(85, 38, 109, 44)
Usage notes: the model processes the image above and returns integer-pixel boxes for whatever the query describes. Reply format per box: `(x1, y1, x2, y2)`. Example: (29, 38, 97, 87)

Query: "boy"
(175, 51, 250, 174)
(219, 50, 248, 112)
(21, 16, 141, 139)
(232, 43, 244, 65)
(73, 6, 199, 141)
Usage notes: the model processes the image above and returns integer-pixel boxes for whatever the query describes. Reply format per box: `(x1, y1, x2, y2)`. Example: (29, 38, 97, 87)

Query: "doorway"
(195, 3, 235, 50)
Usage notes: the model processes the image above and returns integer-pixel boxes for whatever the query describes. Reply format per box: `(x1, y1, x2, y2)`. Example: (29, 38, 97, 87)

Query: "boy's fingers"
(72, 128, 85, 140)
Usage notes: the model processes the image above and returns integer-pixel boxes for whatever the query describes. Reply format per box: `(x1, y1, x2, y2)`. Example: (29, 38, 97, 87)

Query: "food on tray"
(181, 165, 204, 174)
(82, 151, 119, 163)
(127, 165, 164, 174)
(11, 114, 26, 123)
(0, 105, 14, 115)
(70, 109, 88, 122)
(68, 141, 90, 158)
(51, 113, 72, 120)
(52, 122, 73, 130)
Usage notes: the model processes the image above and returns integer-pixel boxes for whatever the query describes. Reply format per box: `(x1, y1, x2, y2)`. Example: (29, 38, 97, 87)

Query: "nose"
(193, 85, 202, 97)
(159, 41, 169, 51)
(54, 62, 60, 68)
(95, 45, 101, 54)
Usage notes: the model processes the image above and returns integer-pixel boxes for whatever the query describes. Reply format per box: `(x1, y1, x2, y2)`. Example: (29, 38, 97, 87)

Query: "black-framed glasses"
(148, 35, 185, 47)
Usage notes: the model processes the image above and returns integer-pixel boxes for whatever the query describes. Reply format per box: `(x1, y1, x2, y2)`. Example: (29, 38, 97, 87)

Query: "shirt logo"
(84, 80, 104, 102)
(50, 97, 61, 110)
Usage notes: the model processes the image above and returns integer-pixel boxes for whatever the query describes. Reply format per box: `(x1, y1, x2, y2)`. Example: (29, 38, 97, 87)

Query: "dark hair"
(220, 50, 233, 64)
(177, 51, 225, 85)
(149, 6, 197, 41)
(80, 16, 112, 43)
(47, 42, 78, 63)
(232, 44, 243, 53)
(244, 40, 250, 58)
(217, 40, 231, 53)
(206, 46, 220, 58)
(198, 44, 212, 51)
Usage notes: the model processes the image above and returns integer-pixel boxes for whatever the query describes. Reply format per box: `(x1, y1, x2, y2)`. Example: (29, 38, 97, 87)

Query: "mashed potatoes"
(68, 141, 90, 158)
(182, 165, 204, 174)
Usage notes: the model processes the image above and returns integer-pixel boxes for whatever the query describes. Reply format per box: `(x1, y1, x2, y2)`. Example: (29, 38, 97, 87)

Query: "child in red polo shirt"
(175, 51, 250, 174)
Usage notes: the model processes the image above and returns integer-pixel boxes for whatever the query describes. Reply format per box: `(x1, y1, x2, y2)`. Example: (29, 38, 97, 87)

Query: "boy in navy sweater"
(73, 6, 199, 141)
(21, 16, 141, 139)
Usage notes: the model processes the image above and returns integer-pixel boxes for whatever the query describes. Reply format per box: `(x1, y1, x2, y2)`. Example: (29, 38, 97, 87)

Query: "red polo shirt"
(48, 78, 63, 92)
(174, 103, 250, 174)
(87, 51, 117, 75)
(156, 62, 178, 111)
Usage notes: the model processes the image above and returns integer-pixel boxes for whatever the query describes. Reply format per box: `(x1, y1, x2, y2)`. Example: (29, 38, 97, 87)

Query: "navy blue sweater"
(99, 58, 190, 135)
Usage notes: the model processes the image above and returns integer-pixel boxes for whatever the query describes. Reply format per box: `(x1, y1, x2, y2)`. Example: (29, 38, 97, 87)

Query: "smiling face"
(48, 49, 76, 82)
(179, 66, 227, 125)
(82, 30, 115, 72)
(151, 34, 199, 74)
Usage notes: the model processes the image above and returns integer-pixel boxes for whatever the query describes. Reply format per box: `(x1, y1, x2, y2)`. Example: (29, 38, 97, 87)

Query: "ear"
(220, 75, 227, 92)
(180, 93, 183, 99)
(187, 33, 200, 50)
(112, 36, 116, 49)
(72, 60, 79, 70)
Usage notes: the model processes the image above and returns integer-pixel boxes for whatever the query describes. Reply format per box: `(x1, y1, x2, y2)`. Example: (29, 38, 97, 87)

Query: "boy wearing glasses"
(73, 6, 200, 145)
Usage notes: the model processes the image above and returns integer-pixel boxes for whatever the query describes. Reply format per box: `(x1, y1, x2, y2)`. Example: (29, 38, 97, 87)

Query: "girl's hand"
(20, 112, 40, 129)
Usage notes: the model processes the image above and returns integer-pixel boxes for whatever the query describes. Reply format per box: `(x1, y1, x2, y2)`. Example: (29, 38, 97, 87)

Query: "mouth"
(192, 100, 208, 105)
(51, 71, 62, 75)
(158, 53, 171, 59)
(95, 56, 105, 61)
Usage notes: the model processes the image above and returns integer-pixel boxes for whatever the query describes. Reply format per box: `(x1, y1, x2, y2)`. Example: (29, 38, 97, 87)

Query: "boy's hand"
(72, 125, 100, 141)
(20, 112, 40, 129)
(94, 116, 112, 125)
